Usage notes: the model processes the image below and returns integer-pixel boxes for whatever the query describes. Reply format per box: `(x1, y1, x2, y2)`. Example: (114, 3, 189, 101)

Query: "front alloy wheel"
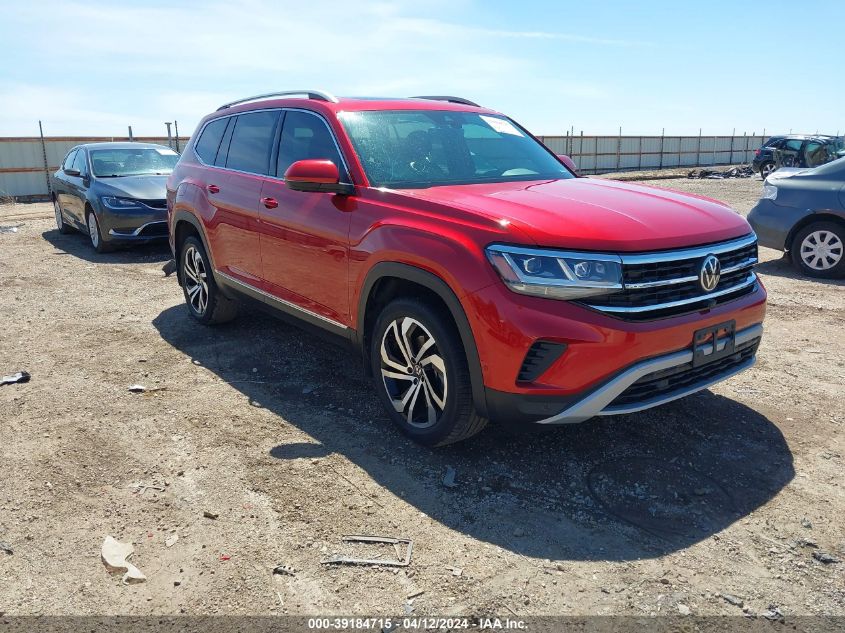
(87, 211, 110, 253)
(178, 236, 238, 324)
(380, 317, 448, 429)
(793, 222, 844, 278)
(370, 298, 487, 446)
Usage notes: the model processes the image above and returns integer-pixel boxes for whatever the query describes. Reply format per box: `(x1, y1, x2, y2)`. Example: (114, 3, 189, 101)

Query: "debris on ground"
(687, 165, 754, 179)
(406, 590, 425, 599)
(272, 564, 296, 577)
(101, 536, 146, 584)
(220, 554, 231, 561)
(203, 511, 219, 520)
(0, 225, 22, 234)
(442, 465, 458, 488)
(162, 260, 177, 277)
(321, 535, 413, 567)
(0, 541, 13, 555)
(1, 371, 30, 386)
(129, 482, 166, 495)
(165, 534, 179, 548)
(760, 605, 784, 622)
(801, 517, 813, 529)
(446, 565, 463, 577)
(812, 551, 841, 564)
(128, 384, 166, 394)
(677, 603, 691, 615)
(721, 593, 744, 607)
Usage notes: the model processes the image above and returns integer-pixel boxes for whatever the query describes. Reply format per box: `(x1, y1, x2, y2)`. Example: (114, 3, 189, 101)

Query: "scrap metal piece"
(321, 534, 413, 567)
(1, 371, 30, 386)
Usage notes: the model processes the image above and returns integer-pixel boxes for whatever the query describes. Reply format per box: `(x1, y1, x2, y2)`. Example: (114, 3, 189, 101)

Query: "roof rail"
(411, 95, 481, 107)
(217, 90, 339, 111)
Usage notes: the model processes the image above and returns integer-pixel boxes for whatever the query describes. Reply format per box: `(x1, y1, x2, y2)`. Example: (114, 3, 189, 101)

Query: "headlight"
(101, 196, 143, 209)
(761, 184, 778, 200)
(486, 245, 623, 299)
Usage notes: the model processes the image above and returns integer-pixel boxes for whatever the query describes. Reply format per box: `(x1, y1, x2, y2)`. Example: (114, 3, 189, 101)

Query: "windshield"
(90, 147, 179, 177)
(339, 110, 573, 188)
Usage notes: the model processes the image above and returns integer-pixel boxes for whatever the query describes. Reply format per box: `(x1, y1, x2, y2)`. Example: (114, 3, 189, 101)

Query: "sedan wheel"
(792, 221, 845, 279)
(54, 199, 71, 234)
(380, 316, 448, 429)
(760, 162, 775, 179)
(86, 211, 110, 252)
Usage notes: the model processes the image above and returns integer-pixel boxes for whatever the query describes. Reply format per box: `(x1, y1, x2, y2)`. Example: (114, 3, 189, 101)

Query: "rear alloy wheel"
(792, 221, 845, 279)
(54, 199, 71, 234)
(86, 210, 110, 253)
(370, 298, 487, 446)
(760, 162, 776, 179)
(179, 236, 238, 324)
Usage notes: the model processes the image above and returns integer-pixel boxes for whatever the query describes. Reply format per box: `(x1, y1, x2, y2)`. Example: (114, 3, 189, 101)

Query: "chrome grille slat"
(582, 234, 759, 320)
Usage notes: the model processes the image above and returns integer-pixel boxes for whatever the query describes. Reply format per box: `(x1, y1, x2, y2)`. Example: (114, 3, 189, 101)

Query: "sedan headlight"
(761, 183, 778, 200)
(101, 196, 143, 210)
(486, 245, 623, 299)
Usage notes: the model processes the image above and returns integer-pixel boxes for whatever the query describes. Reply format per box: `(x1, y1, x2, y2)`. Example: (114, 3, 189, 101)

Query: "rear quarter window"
(194, 117, 229, 164)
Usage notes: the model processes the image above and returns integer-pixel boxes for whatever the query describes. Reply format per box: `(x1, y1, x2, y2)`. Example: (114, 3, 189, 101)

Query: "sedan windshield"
(339, 110, 573, 188)
(90, 147, 179, 177)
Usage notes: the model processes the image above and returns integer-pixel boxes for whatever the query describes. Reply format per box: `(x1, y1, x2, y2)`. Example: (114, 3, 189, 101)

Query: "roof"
(214, 92, 494, 117)
(75, 142, 174, 150)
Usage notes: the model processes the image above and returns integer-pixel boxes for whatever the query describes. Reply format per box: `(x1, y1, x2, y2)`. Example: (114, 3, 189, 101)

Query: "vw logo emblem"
(699, 254, 721, 292)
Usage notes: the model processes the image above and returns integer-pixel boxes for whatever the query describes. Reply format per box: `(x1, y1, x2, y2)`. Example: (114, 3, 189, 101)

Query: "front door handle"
(207, 184, 220, 194)
(261, 197, 278, 209)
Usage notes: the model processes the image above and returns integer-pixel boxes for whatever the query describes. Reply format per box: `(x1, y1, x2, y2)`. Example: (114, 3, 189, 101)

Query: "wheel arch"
(356, 262, 489, 418)
(171, 210, 216, 287)
(785, 210, 845, 252)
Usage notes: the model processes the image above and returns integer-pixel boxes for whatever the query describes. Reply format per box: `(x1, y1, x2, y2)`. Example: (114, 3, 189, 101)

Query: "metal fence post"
(744, 132, 749, 164)
(616, 126, 621, 172)
(175, 121, 180, 152)
(592, 135, 598, 174)
(696, 128, 702, 167)
(659, 128, 665, 170)
(38, 120, 51, 197)
(637, 135, 642, 170)
(579, 130, 583, 169)
(128, 126, 134, 142)
(729, 127, 735, 165)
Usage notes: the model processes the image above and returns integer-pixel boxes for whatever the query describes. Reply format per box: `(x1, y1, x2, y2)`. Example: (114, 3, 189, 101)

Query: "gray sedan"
(748, 157, 845, 278)
(51, 142, 178, 253)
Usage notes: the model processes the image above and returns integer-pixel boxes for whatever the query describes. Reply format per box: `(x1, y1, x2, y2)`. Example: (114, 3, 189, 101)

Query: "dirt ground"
(0, 176, 843, 620)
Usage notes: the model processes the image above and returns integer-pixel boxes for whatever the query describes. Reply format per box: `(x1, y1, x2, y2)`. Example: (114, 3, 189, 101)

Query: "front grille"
(517, 341, 567, 383)
(139, 199, 167, 210)
(608, 337, 760, 409)
(583, 234, 758, 320)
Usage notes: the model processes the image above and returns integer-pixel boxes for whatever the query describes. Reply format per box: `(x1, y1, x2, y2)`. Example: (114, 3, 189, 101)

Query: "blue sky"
(1, 0, 842, 138)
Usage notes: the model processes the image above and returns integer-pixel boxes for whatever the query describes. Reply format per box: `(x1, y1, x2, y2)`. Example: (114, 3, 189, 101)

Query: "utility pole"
(128, 126, 134, 142)
(174, 121, 180, 152)
(165, 122, 173, 149)
(38, 120, 51, 196)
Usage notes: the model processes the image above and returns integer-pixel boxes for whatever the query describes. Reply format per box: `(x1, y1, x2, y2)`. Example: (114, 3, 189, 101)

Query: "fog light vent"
(517, 341, 567, 383)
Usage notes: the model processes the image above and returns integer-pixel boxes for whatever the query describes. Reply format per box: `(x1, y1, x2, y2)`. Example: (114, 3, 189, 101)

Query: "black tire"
(791, 221, 845, 279)
(54, 198, 72, 234)
(85, 209, 112, 253)
(179, 236, 239, 324)
(370, 297, 488, 446)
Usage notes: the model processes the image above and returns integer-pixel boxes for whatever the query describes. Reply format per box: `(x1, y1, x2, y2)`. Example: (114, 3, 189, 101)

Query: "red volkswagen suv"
(167, 91, 765, 446)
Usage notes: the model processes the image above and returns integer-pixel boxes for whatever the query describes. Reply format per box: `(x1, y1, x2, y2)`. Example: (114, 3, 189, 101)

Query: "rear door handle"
(207, 184, 220, 194)
(261, 197, 278, 209)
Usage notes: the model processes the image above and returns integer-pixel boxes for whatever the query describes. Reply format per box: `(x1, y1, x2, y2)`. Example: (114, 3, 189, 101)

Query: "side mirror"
(284, 159, 354, 195)
(556, 154, 580, 176)
(64, 168, 81, 177)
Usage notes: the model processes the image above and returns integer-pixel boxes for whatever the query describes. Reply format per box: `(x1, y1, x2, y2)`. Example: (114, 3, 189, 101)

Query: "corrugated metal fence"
(538, 134, 765, 174)
(0, 136, 190, 199)
(1, 132, 764, 198)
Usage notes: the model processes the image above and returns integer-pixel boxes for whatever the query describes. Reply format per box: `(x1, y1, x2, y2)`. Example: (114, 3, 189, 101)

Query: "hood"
(764, 167, 809, 184)
(399, 178, 751, 251)
(93, 174, 168, 200)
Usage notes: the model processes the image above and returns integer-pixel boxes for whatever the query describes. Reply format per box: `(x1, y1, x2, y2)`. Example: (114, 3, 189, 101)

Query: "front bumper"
(536, 323, 761, 424)
(97, 205, 168, 242)
(748, 199, 807, 251)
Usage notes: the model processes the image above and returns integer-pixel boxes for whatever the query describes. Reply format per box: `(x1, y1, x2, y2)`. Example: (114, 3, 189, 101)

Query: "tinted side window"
(71, 150, 88, 176)
(63, 149, 78, 170)
(226, 110, 280, 175)
(784, 139, 804, 151)
(194, 117, 229, 164)
(276, 111, 343, 178)
(214, 118, 235, 167)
